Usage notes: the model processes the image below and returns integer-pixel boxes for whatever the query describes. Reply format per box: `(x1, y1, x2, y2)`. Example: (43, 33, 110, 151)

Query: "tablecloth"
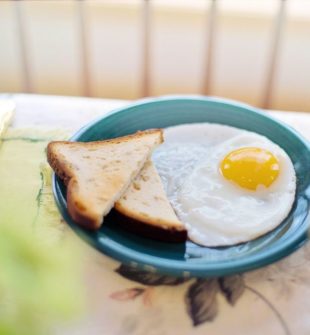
(1, 94, 310, 335)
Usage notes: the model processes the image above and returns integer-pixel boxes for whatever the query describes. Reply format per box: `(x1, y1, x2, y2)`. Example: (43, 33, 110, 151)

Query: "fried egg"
(153, 123, 296, 247)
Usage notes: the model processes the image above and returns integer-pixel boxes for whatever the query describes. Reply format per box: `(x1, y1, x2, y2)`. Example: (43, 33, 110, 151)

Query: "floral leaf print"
(110, 288, 145, 301)
(185, 278, 219, 326)
(116, 264, 190, 286)
(219, 275, 245, 305)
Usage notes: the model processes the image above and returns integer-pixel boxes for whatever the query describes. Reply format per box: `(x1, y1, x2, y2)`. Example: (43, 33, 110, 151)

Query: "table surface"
(4, 94, 310, 335)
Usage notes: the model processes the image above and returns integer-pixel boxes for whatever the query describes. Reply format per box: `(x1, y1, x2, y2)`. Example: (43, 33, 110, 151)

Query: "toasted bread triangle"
(114, 160, 187, 242)
(47, 129, 163, 229)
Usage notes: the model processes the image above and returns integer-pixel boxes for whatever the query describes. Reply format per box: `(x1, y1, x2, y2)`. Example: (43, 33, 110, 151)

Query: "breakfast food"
(48, 121, 296, 247)
(47, 129, 163, 229)
(114, 160, 187, 242)
(153, 123, 296, 247)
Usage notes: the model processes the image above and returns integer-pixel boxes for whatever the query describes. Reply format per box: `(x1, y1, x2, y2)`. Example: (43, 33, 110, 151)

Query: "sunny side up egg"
(153, 123, 296, 247)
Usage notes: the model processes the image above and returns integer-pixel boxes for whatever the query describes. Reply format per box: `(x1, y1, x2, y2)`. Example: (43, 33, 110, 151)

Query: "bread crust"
(47, 143, 72, 186)
(66, 178, 101, 229)
(48, 129, 163, 151)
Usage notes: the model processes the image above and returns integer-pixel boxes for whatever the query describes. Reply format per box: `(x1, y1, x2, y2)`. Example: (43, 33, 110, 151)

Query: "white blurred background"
(0, 0, 309, 112)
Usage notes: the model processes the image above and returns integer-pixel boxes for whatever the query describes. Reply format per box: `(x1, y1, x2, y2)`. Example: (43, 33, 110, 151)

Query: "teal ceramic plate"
(53, 96, 310, 277)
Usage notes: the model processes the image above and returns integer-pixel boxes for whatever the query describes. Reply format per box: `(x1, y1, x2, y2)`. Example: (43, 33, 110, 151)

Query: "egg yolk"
(220, 147, 280, 190)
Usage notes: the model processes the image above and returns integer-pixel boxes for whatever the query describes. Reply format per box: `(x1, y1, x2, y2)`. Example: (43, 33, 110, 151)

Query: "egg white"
(153, 123, 296, 247)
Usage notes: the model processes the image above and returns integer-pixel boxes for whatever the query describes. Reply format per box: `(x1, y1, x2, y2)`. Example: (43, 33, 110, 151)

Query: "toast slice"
(47, 129, 163, 229)
(114, 160, 187, 242)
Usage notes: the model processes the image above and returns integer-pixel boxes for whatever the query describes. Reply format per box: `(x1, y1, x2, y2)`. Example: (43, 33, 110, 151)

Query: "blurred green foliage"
(0, 222, 84, 335)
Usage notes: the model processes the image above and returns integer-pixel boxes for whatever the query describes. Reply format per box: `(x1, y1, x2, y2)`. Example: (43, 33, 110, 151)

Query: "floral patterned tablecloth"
(1, 94, 310, 335)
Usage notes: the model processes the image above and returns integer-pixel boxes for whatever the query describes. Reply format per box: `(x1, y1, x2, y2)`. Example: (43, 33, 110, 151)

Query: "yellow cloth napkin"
(0, 100, 14, 137)
(0, 128, 69, 244)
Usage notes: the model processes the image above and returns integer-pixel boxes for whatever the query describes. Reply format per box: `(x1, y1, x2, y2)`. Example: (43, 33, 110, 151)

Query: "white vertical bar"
(14, 1, 32, 93)
(262, 0, 287, 109)
(76, 0, 91, 97)
(203, 0, 217, 95)
(141, 0, 151, 97)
